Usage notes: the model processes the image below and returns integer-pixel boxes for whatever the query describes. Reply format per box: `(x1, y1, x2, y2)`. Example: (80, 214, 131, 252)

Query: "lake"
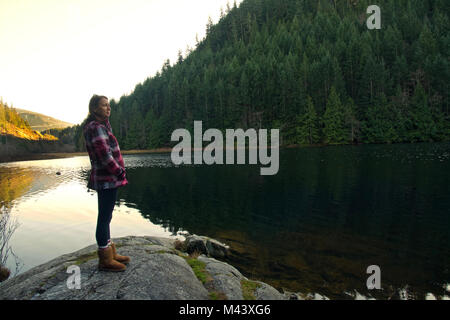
(1, 142, 449, 299)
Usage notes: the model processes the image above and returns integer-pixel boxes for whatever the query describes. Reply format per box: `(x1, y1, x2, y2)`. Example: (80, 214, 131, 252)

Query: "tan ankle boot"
(111, 242, 130, 265)
(98, 246, 126, 272)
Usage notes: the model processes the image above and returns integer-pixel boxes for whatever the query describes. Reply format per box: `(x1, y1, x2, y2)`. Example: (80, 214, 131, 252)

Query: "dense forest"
(42, 126, 78, 145)
(73, 0, 449, 151)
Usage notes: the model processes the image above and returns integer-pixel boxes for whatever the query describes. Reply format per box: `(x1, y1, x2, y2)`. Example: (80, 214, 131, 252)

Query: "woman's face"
(96, 97, 111, 119)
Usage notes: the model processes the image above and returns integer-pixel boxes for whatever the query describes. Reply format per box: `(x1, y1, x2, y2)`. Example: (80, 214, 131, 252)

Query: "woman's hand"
(118, 168, 126, 180)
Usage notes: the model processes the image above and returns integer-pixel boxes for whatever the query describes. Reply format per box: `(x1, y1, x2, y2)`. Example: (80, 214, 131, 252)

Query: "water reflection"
(0, 156, 183, 277)
(0, 168, 35, 209)
(0, 157, 91, 208)
(116, 143, 450, 300)
(0, 144, 449, 299)
(0, 206, 23, 280)
(0, 166, 40, 280)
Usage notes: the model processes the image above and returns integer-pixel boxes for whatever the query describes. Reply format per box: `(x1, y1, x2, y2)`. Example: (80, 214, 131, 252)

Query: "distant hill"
(0, 102, 72, 162)
(15, 108, 73, 132)
(0, 102, 57, 141)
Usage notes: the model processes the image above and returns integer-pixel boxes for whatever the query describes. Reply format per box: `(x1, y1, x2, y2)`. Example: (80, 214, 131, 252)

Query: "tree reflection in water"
(0, 168, 33, 281)
(0, 206, 23, 281)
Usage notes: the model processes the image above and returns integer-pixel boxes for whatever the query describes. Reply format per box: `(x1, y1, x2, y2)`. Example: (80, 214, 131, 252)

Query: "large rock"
(185, 235, 230, 259)
(253, 281, 286, 300)
(199, 256, 246, 300)
(185, 235, 208, 255)
(0, 235, 287, 300)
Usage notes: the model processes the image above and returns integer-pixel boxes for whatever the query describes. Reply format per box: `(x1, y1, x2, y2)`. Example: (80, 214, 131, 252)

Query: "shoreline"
(0, 145, 287, 164)
(0, 148, 173, 164)
(0, 141, 439, 164)
(0, 235, 294, 300)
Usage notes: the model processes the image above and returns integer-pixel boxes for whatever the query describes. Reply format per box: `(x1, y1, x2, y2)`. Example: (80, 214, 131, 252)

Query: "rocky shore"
(0, 235, 301, 300)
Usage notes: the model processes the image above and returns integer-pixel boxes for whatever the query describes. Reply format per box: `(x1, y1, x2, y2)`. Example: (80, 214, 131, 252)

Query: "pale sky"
(0, 0, 243, 125)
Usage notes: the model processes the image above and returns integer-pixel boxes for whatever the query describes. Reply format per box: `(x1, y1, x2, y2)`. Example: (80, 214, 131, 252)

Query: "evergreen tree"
(0, 101, 6, 127)
(323, 87, 346, 144)
(408, 83, 437, 142)
(296, 96, 320, 145)
(362, 94, 398, 143)
(89, 0, 449, 149)
(343, 97, 360, 143)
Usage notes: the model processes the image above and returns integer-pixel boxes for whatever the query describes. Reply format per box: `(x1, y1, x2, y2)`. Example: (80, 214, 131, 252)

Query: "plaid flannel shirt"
(83, 119, 128, 190)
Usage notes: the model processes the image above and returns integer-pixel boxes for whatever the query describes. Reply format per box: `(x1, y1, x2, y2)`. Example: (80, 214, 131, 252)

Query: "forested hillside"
(77, 0, 449, 150)
(0, 100, 71, 162)
(0, 100, 57, 141)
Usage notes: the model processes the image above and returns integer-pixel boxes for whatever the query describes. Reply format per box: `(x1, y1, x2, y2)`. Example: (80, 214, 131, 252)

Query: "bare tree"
(0, 205, 23, 281)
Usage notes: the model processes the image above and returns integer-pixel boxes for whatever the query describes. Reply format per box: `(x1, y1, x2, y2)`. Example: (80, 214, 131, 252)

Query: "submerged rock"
(0, 265, 10, 282)
(185, 235, 230, 259)
(0, 235, 285, 300)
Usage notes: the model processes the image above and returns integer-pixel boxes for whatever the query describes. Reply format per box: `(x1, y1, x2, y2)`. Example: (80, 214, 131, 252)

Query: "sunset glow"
(0, 0, 242, 125)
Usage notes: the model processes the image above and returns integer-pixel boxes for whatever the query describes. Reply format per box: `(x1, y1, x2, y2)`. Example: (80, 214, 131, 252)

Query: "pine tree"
(323, 87, 346, 144)
(0, 101, 6, 127)
(343, 97, 360, 143)
(408, 83, 437, 142)
(296, 96, 320, 145)
(362, 93, 398, 143)
(124, 101, 142, 150)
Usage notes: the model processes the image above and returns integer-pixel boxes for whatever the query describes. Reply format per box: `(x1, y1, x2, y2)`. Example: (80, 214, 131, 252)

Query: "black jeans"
(96, 188, 118, 247)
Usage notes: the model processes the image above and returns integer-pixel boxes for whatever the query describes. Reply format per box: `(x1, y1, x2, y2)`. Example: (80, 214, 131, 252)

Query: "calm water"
(1, 143, 449, 299)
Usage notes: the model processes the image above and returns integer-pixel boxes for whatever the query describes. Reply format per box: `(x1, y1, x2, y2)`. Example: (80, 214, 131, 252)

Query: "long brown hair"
(81, 94, 108, 131)
(86, 94, 107, 123)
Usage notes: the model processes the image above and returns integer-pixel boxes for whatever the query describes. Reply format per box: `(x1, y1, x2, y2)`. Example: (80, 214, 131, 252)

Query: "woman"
(83, 94, 130, 272)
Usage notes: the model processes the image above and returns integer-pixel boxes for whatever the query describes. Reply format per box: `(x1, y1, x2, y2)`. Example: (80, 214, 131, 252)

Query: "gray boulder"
(0, 235, 287, 300)
(199, 256, 246, 300)
(185, 235, 230, 259)
(185, 235, 208, 255)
